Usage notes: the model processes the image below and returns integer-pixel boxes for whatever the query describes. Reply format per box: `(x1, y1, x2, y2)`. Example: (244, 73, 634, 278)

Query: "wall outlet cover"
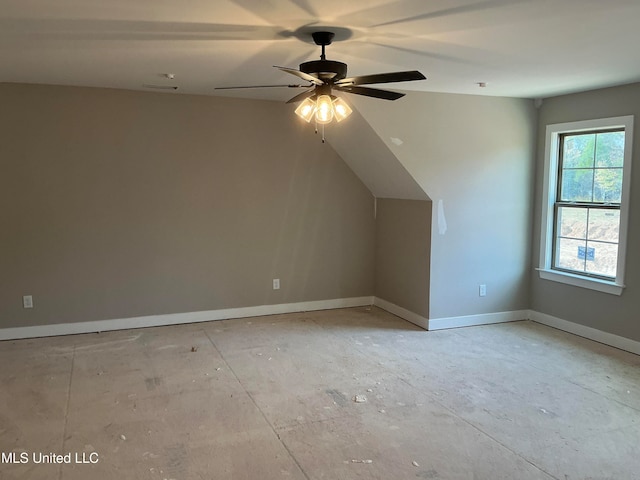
(23, 295, 34, 308)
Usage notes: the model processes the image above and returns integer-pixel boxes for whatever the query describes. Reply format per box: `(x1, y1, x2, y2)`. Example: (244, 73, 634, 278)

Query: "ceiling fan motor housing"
(300, 60, 347, 82)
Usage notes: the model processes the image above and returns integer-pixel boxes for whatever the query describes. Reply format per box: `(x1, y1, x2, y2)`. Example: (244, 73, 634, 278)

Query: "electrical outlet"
(273, 278, 280, 290)
(23, 295, 33, 308)
(479, 284, 487, 297)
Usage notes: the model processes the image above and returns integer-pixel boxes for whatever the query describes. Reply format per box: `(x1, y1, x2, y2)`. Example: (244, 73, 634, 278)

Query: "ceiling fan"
(216, 31, 426, 128)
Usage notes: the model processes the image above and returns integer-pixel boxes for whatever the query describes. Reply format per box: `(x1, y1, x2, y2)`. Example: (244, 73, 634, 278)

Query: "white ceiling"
(2, 0, 640, 101)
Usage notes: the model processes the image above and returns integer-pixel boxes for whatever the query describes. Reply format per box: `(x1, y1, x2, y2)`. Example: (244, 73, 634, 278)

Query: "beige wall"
(375, 199, 431, 318)
(531, 82, 640, 342)
(351, 93, 537, 319)
(0, 84, 375, 328)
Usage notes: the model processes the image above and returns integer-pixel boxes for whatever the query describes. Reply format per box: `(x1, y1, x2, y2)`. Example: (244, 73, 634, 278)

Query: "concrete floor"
(1, 307, 639, 480)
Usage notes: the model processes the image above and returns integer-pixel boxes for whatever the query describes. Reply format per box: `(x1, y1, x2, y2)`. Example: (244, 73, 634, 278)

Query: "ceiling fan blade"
(215, 84, 309, 90)
(336, 70, 426, 86)
(275, 66, 324, 86)
(286, 89, 316, 104)
(335, 85, 405, 101)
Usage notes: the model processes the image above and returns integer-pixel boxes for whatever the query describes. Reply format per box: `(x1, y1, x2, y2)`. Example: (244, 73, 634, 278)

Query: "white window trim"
(538, 115, 634, 295)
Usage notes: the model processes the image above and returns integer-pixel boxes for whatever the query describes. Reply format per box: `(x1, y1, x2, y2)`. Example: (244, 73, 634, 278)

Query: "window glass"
(587, 209, 619, 243)
(560, 169, 593, 202)
(593, 169, 623, 203)
(563, 134, 595, 168)
(595, 131, 624, 168)
(554, 129, 625, 279)
(539, 116, 632, 295)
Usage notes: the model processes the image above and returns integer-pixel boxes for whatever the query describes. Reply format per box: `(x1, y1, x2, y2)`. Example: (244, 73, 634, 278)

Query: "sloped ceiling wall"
(327, 108, 431, 321)
(349, 92, 537, 319)
(327, 109, 429, 201)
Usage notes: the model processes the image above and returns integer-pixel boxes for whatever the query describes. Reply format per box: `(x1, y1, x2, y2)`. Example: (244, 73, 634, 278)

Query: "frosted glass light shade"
(294, 98, 316, 122)
(333, 97, 352, 122)
(315, 95, 334, 124)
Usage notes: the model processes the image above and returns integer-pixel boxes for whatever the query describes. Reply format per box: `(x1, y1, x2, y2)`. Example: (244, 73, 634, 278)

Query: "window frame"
(538, 116, 634, 295)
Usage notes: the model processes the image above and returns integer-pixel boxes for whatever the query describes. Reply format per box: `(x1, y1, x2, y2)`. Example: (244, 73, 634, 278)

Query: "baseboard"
(373, 297, 428, 330)
(7, 299, 636, 355)
(0, 296, 375, 341)
(428, 310, 529, 330)
(529, 310, 640, 356)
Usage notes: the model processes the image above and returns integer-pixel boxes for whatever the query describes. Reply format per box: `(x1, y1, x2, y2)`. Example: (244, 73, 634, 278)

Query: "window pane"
(546, 118, 631, 288)
(585, 241, 618, 278)
(555, 237, 586, 273)
(563, 134, 595, 168)
(560, 169, 594, 202)
(587, 209, 620, 243)
(593, 168, 623, 203)
(595, 131, 625, 168)
(557, 206, 587, 239)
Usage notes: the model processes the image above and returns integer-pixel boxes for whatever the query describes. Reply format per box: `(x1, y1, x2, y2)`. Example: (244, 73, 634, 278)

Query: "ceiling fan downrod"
(312, 31, 335, 61)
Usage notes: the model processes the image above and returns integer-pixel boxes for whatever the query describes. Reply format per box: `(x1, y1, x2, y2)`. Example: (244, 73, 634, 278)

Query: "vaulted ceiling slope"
(2, 0, 640, 101)
(327, 108, 429, 201)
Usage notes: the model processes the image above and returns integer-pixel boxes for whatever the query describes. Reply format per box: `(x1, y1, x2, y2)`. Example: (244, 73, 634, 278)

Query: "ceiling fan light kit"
(294, 95, 353, 124)
(216, 30, 426, 138)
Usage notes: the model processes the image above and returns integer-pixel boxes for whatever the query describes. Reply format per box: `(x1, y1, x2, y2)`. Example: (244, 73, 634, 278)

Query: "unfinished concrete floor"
(1, 307, 639, 480)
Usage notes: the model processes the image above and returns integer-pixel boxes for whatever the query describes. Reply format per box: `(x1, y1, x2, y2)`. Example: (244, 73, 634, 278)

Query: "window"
(539, 116, 633, 295)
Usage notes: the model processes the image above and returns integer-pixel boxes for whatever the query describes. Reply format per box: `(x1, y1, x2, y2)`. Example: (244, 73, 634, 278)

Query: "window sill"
(537, 268, 624, 295)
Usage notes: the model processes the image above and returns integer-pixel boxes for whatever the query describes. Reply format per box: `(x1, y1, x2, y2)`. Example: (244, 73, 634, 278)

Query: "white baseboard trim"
(529, 310, 640, 356)
(428, 310, 529, 331)
(0, 296, 374, 341)
(7, 299, 636, 356)
(373, 297, 428, 330)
